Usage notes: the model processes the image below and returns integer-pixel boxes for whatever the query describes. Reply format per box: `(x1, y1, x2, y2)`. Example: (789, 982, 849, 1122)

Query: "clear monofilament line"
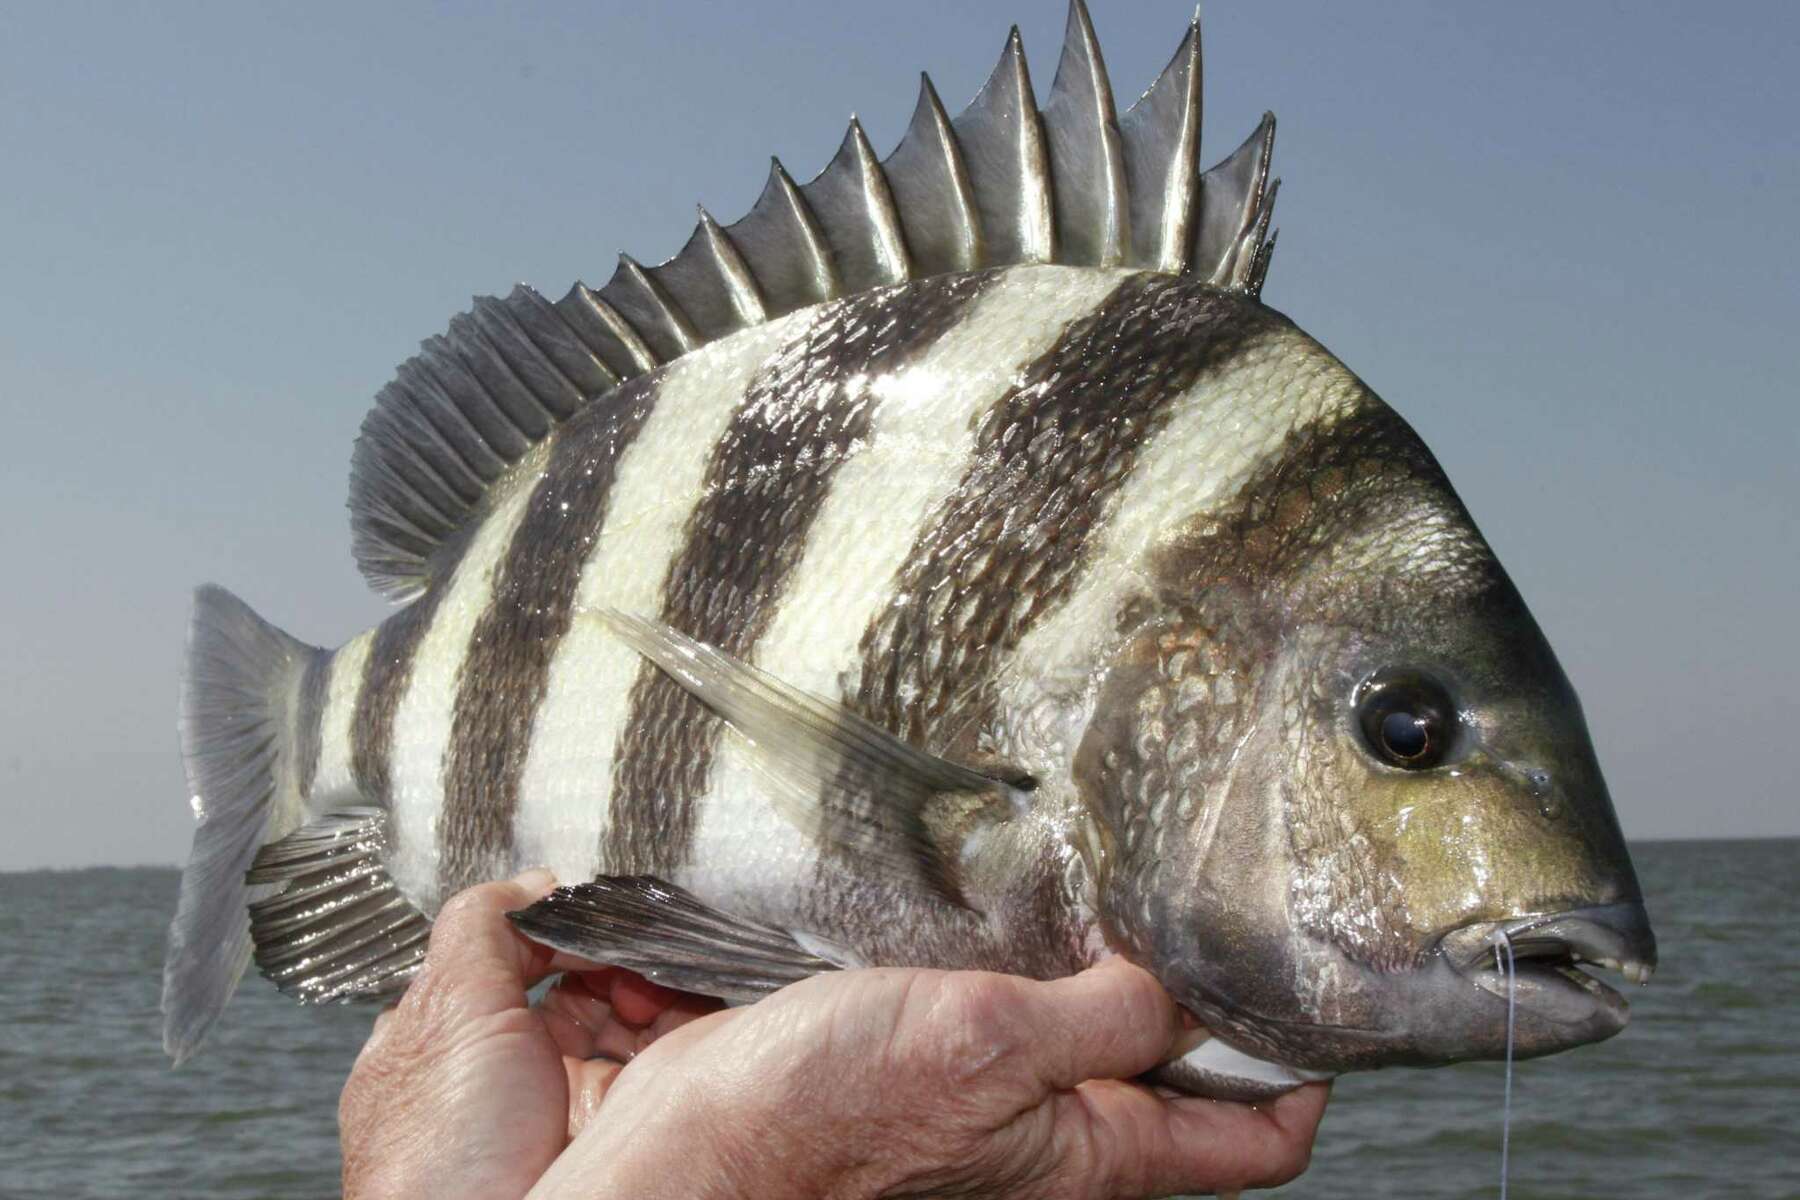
(1492, 929, 1518, 1200)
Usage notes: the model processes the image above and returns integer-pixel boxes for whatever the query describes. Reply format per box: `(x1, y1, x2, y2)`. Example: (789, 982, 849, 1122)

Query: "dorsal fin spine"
(348, 2, 1285, 598)
(849, 118, 912, 284)
(697, 206, 770, 327)
(1243, 177, 1279, 288)
(603, 254, 700, 360)
(923, 76, 980, 270)
(952, 27, 1052, 267)
(1248, 224, 1277, 297)
(766, 159, 842, 302)
(802, 120, 910, 292)
(884, 74, 982, 275)
(1043, 0, 1128, 267)
(1007, 28, 1055, 264)
(561, 282, 658, 377)
(1192, 112, 1278, 292)
(1119, 15, 1203, 273)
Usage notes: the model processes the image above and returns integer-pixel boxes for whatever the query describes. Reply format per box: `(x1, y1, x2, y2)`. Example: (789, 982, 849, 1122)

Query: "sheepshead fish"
(162, 2, 1655, 1099)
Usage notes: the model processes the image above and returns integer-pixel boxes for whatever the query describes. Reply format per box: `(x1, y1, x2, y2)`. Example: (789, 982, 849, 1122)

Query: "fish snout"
(1431, 900, 1657, 1057)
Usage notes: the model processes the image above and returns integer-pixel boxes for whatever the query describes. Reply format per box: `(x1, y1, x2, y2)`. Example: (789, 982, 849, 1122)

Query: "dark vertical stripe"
(434, 376, 662, 893)
(602, 273, 991, 876)
(851, 274, 1282, 753)
(353, 568, 462, 809)
(293, 648, 330, 802)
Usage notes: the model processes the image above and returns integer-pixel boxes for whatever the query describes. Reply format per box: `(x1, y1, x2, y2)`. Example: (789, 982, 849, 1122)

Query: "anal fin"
(245, 808, 431, 1004)
(508, 876, 840, 1004)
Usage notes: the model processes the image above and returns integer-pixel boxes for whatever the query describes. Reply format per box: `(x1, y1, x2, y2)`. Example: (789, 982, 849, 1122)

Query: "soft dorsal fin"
(349, 1, 1280, 599)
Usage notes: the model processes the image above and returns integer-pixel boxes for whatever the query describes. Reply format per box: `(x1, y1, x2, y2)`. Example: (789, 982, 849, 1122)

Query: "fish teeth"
(1621, 960, 1654, 985)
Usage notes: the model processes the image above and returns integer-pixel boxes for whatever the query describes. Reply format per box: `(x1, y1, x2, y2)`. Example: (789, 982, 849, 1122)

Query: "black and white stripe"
(376, 473, 545, 906)
(325, 263, 1360, 924)
(850, 275, 1287, 755)
(601, 272, 991, 878)
(505, 310, 819, 889)
(432, 385, 662, 897)
(306, 630, 371, 809)
(677, 266, 1131, 917)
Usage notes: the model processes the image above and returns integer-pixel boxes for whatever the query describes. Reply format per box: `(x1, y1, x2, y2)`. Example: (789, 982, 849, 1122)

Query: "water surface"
(2, 840, 1792, 1198)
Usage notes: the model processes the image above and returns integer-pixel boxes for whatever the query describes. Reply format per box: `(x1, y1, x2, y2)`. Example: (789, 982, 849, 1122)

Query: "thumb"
(1009, 957, 1180, 1092)
(399, 868, 560, 1023)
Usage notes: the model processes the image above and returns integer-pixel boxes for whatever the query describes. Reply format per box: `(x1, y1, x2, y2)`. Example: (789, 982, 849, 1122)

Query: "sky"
(2, 1, 1794, 870)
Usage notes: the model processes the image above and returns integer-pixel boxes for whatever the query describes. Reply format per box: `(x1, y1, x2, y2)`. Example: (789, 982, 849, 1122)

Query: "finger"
(537, 971, 620, 1060)
(608, 971, 686, 1027)
(1160, 1081, 1329, 1192)
(539, 971, 649, 1063)
(1071, 1079, 1330, 1197)
(1008, 957, 1180, 1091)
(622, 1004, 741, 1067)
(401, 869, 560, 1021)
(564, 1056, 627, 1140)
(633, 991, 726, 1055)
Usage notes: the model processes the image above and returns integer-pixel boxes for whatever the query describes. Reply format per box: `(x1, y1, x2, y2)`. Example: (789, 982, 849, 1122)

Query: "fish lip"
(1437, 900, 1657, 1025)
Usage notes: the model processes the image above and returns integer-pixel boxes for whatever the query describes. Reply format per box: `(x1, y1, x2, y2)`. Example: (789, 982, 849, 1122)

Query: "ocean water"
(1, 840, 1793, 1199)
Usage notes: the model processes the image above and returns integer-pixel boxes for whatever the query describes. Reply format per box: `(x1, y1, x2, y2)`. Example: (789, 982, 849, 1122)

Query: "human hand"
(337, 870, 718, 1200)
(529, 957, 1330, 1199)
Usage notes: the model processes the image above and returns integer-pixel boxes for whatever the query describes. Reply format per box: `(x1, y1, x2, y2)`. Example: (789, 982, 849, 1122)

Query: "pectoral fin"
(508, 876, 840, 1003)
(592, 609, 1030, 910)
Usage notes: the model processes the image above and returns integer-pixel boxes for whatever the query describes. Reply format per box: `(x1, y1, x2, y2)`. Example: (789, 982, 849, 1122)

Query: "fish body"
(163, 3, 1653, 1100)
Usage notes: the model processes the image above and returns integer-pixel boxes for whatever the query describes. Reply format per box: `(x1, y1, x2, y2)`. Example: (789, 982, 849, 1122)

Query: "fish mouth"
(1437, 901, 1657, 1034)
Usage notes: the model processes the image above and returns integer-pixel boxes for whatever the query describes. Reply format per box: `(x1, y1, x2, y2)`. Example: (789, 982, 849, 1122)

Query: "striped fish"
(163, 3, 1655, 1100)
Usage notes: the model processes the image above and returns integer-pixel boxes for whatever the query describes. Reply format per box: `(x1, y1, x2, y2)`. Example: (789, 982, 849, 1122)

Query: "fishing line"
(1490, 928, 1518, 1200)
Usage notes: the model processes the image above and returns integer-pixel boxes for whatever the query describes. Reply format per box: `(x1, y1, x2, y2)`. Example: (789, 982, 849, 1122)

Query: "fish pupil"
(1380, 710, 1430, 760)
(1355, 669, 1458, 769)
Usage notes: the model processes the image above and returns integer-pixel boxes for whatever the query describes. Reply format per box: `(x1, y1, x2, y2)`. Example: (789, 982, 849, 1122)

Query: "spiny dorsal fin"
(349, 1, 1281, 599)
(1194, 112, 1280, 291)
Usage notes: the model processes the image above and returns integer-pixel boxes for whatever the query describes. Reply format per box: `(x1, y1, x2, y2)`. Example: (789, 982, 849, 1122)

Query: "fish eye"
(1355, 669, 1459, 770)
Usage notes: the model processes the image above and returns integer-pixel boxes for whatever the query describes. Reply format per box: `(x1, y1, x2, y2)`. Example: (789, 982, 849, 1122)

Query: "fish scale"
(162, 1, 1653, 1120)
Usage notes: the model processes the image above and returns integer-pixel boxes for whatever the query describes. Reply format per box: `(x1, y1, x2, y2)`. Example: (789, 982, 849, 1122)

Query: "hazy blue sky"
(2, 2, 1794, 869)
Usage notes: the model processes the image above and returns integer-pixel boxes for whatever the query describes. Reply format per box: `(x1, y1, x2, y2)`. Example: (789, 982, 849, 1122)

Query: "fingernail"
(514, 867, 557, 894)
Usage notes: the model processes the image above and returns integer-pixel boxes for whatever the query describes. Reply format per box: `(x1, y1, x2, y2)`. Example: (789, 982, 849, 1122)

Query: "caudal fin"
(161, 585, 322, 1063)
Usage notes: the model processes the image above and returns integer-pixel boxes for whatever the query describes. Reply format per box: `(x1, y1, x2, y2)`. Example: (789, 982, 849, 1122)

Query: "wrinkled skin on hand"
(339, 875, 1329, 1200)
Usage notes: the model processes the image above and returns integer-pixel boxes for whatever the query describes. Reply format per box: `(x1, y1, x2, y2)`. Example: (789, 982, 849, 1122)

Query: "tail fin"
(162, 585, 323, 1063)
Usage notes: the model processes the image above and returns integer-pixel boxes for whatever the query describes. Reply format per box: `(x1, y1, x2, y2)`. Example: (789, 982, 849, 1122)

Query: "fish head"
(1075, 324, 1653, 1077)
